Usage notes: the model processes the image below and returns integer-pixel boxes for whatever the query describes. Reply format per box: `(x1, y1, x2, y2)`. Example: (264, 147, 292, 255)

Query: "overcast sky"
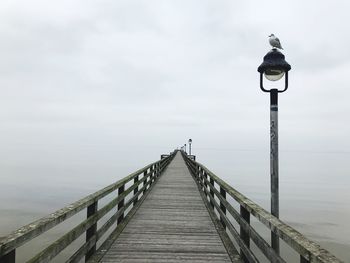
(1, 0, 350, 177)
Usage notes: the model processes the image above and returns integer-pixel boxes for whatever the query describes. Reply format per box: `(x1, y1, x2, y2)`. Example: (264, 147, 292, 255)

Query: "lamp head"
(258, 49, 291, 92)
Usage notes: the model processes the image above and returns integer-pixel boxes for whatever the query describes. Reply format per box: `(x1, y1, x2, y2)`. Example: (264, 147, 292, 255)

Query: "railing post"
(220, 186, 226, 229)
(0, 249, 15, 263)
(143, 170, 147, 194)
(150, 165, 154, 184)
(240, 205, 250, 263)
(203, 171, 208, 197)
(85, 201, 97, 261)
(154, 164, 157, 179)
(159, 160, 163, 174)
(200, 168, 205, 190)
(153, 164, 156, 182)
(300, 255, 310, 263)
(209, 177, 215, 209)
(197, 164, 201, 181)
(149, 166, 152, 186)
(133, 175, 139, 206)
(196, 165, 200, 182)
(117, 185, 125, 224)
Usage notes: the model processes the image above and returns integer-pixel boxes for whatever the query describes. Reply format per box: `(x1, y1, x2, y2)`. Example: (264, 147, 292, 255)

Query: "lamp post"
(184, 144, 187, 154)
(258, 48, 291, 254)
(188, 139, 192, 155)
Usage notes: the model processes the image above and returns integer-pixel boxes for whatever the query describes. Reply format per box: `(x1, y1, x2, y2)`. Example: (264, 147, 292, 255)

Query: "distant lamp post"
(258, 48, 291, 254)
(184, 144, 187, 154)
(188, 139, 192, 155)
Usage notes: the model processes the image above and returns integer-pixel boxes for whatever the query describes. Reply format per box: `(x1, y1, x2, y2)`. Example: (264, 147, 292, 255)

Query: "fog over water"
(1, 0, 350, 262)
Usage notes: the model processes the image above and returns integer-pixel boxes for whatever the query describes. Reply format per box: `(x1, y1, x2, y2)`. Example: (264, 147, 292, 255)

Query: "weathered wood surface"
(184, 155, 344, 263)
(99, 152, 238, 262)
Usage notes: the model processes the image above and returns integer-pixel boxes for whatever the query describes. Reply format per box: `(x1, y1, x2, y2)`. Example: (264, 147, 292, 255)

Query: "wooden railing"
(182, 152, 343, 263)
(0, 153, 175, 263)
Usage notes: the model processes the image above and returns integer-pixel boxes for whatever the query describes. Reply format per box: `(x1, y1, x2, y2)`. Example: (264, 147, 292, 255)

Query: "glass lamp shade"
(258, 49, 290, 82)
(264, 68, 285, 81)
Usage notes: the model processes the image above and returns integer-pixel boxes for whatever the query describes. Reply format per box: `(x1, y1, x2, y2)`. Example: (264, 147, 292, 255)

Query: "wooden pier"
(0, 150, 344, 263)
(96, 152, 238, 262)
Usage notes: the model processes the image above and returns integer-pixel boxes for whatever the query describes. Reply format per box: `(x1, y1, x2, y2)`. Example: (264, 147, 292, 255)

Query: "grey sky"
(1, 0, 350, 172)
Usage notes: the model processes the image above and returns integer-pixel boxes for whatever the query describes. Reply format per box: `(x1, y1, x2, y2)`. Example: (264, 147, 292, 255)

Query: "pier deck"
(99, 152, 238, 262)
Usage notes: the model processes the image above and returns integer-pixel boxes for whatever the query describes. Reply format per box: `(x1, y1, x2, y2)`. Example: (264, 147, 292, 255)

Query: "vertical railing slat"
(143, 170, 147, 194)
(150, 165, 154, 185)
(240, 205, 250, 263)
(85, 201, 97, 262)
(117, 185, 125, 224)
(201, 169, 205, 192)
(0, 249, 15, 263)
(203, 171, 208, 197)
(300, 255, 310, 263)
(133, 175, 139, 206)
(220, 186, 226, 230)
(197, 165, 201, 183)
(209, 177, 215, 209)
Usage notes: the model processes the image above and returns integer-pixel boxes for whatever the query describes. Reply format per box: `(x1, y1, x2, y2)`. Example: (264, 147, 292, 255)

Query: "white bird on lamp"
(268, 34, 283, 50)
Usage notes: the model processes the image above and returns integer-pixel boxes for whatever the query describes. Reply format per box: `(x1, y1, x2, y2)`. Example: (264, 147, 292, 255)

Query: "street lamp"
(188, 139, 192, 155)
(184, 144, 187, 154)
(258, 48, 291, 254)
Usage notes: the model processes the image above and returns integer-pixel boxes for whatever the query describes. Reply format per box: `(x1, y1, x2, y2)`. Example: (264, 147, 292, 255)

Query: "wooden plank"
(98, 152, 238, 262)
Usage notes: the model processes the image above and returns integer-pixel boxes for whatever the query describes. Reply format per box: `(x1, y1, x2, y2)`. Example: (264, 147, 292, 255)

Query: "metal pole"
(270, 88, 279, 254)
(189, 143, 191, 155)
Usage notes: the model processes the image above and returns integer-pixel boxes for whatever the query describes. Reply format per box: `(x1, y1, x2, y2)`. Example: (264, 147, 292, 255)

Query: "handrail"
(0, 152, 176, 263)
(182, 152, 343, 263)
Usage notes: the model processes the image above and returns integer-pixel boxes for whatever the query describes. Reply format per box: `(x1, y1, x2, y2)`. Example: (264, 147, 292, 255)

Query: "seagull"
(268, 34, 283, 50)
